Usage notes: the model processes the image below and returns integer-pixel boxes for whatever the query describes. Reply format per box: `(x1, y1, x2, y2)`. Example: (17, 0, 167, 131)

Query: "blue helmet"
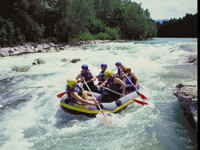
(81, 64, 88, 70)
(115, 62, 121, 66)
(101, 63, 107, 68)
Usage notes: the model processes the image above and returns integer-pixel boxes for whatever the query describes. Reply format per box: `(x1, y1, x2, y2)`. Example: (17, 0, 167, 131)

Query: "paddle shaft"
(122, 71, 147, 100)
(84, 81, 110, 125)
(102, 87, 148, 105)
(83, 81, 103, 111)
(103, 87, 132, 99)
(122, 71, 138, 91)
(80, 80, 90, 87)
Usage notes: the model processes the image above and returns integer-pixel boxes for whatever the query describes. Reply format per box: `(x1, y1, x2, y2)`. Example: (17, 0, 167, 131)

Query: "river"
(0, 38, 197, 150)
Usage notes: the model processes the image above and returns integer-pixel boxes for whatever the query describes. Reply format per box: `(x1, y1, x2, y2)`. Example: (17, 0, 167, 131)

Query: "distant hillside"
(155, 13, 197, 37)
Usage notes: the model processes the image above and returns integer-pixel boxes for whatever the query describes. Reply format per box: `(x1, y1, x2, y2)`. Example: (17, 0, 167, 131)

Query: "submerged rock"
(32, 58, 45, 65)
(61, 58, 67, 62)
(70, 58, 81, 63)
(12, 66, 30, 72)
(187, 55, 197, 66)
(187, 55, 197, 63)
(174, 84, 198, 131)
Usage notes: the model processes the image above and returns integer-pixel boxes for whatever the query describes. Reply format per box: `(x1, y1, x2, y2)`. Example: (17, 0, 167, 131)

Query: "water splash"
(0, 38, 197, 150)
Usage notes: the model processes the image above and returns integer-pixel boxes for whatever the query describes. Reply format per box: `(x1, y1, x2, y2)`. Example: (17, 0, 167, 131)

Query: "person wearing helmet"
(96, 63, 107, 86)
(76, 64, 99, 93)
(99, 69, 126, 101)
(66, 79, 99, 106)
(122, 67, 139, 91)
(114, 62, 126, 79)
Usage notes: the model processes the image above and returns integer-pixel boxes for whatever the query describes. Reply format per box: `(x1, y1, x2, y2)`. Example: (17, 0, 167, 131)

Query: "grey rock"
(32, 58, 45, 65)
(187, 55, 197, 63)
(0, 50, 9, 57)
(61, 59, 67, 62)
(12, 66, 30, 72)
(65, 45, 71, 49)
(59, 46, 65, 50)
(8, 49, 14, 55)
(41, 44, 49, 49)
(174, 84, 198, 130)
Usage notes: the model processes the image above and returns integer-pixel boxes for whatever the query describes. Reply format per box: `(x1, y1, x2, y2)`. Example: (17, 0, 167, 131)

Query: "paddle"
(103, 87, 148, 105)
(122, 72, 147, 100)
(57, 92, 66, 98)
(84, 80, 111, 125)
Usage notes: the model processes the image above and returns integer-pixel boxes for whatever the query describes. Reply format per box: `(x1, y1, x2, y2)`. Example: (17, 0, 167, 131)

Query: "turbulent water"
(0, 38, 197, 150)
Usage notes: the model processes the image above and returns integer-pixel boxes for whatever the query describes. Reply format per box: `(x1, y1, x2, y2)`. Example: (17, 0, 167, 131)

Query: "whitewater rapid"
(0, 38, 197, 150)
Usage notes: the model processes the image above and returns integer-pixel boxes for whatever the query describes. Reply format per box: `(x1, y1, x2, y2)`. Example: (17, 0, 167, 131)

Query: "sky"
(133, 0, 197, 20)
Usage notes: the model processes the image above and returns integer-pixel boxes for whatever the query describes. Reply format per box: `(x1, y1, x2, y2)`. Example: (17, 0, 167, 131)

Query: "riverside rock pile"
(173, 55, 198, 131)
(0, 40, 111, 57)
(174, 84, 198, 131)
(0, 42, 70, 57)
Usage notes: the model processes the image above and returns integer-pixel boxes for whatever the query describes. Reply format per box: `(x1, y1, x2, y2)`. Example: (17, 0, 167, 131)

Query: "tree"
(156, 13, 197, 37)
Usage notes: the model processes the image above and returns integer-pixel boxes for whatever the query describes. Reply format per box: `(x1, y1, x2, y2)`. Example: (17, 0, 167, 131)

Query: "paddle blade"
(139, 93, 148, 100)
(101, 111, 111, 126)
(133, 99, 148, 105)
(57, 92, 66, 98)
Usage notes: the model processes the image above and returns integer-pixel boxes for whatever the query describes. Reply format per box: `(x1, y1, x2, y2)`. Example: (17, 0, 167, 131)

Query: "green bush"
(105, 27, 120, 40)
(94, 33, 111, 40)
(71, 31, 95, 41)
(80, 32, 95, 40)
(89, 19, 106, 34)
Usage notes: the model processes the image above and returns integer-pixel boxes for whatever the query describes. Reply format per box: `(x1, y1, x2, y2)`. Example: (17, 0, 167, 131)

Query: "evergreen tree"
(156, 13, 197, 37)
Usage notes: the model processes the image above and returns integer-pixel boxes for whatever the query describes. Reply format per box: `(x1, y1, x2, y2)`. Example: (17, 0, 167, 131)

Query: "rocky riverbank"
(173, 55, 197, 131)
(0, 40, 112, 57)
(174, 84, 198, 131)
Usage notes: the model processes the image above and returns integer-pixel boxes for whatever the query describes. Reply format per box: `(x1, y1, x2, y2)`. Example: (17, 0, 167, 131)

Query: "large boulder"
(174, 84, 198, 131)
(32, 58, 45, 65)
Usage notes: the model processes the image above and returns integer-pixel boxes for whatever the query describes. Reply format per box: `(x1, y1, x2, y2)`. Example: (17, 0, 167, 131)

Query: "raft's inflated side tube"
(60, 91, 139, 117)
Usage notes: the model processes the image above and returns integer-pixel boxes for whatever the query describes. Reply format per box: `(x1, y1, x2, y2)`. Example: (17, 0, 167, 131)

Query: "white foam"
(0, 38, 197, 150)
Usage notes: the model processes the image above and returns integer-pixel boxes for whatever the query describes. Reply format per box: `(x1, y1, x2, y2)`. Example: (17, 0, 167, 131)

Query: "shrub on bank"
(73, 32, 95, 41)
(94, 33, 111, 40)
(105, 27, 120, 40)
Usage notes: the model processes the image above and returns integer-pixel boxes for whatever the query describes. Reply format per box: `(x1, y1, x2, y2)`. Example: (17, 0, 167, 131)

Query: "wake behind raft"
(59, 89, 144, 117)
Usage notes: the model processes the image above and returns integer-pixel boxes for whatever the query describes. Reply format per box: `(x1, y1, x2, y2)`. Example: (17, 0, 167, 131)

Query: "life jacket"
(126, 73, 137, 85)
(66, 83, 83, 98)
(99, 70, 106, 83)
(106, 76, 121, 91)
(81, 70, 92, 82)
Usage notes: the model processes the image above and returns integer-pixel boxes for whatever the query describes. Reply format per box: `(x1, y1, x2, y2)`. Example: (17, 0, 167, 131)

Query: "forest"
(156, 13, 197, 37)
(0, 0, 157, 48)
